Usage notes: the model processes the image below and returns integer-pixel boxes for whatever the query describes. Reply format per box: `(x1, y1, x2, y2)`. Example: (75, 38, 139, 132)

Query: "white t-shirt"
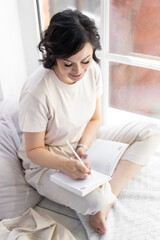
(18, 60, 102, 168)
(19, 60, 102, 145)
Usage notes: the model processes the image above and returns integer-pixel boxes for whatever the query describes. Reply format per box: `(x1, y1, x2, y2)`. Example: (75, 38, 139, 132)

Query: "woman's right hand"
(63, 158, 91, 180)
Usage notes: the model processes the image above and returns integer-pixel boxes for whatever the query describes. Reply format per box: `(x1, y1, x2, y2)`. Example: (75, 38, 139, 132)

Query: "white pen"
(65, 139, 86, 167)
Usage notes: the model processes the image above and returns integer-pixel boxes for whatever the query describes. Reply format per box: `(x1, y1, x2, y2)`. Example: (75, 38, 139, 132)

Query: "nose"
(72, 63, 82, 74)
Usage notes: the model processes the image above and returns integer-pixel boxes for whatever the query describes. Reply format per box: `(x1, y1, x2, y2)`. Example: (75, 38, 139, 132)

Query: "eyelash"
(64, 61, 90, 67)
(64, 63, 72, 67)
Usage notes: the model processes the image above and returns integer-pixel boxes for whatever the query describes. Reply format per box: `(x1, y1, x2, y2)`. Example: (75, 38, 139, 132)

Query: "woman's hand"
(63, 158, 91, 180)
(76, 146, 88, 159)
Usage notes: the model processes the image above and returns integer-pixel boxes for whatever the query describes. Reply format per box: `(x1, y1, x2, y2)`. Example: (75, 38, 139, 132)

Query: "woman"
(18, 9, 160, 235)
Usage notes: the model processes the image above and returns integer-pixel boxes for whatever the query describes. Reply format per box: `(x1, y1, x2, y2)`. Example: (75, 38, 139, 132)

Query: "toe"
(96, 226, 106, 235)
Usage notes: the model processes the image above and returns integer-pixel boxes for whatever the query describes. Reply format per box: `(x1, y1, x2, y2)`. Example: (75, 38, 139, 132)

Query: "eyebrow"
(64, 55, 91, 63)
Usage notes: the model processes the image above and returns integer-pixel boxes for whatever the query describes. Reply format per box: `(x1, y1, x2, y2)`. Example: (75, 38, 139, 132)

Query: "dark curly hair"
(38, 9, 101, 69)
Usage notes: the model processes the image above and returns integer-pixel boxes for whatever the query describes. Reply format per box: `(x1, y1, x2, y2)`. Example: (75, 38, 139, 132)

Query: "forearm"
(27, 147, 90, 179)
(79, 118, 101, 148)
(27, 147, 68, 171)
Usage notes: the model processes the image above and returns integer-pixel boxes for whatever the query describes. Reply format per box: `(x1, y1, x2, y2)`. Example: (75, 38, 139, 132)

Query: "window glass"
(38, 0, 160, 119)
(110, 0, 160, 60)
(109, 62, 160, 118)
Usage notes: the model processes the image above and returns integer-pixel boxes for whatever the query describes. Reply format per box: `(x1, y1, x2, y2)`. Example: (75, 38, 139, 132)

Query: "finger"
(81, 153, 88, 159)
(77, 172, 90, 180)
(84, 161, 91, 169)
(76, 150, 87, 159)
(77, 161, 90, 173)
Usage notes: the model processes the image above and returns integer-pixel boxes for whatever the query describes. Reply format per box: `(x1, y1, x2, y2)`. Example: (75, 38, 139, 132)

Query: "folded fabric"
(0, 208, 76, 240)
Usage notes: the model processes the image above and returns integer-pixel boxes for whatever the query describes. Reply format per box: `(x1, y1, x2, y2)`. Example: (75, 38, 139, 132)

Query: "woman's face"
(54, 42, 93, 84)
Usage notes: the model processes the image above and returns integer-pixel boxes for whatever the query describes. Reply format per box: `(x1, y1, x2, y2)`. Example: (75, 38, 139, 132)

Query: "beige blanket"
(0, 208, 76, 240)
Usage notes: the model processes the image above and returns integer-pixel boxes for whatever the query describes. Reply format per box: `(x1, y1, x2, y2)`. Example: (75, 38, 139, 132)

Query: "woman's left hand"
(76, 146, 88, 159)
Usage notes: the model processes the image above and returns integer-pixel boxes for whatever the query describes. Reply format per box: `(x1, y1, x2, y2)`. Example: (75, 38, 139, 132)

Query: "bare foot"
(89, 210, 106, 234)
(89, 203, 113, 234)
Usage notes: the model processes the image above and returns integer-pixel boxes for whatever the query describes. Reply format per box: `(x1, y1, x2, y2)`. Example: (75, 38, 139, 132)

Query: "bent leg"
(89, 159, 142, 234)
(25, 168, 115, 216)
(90, 121, 160, 234)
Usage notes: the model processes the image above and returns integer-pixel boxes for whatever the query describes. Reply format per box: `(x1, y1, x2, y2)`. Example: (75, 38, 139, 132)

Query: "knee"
(136, 121, 160, 141)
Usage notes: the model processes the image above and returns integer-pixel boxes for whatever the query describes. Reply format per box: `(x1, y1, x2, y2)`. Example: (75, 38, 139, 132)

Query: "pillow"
(0, 98, 21, 137)
(0, 114, 42, 220)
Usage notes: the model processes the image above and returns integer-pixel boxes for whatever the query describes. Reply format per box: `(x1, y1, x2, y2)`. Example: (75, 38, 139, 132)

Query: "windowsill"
(106, 107, 160, 126)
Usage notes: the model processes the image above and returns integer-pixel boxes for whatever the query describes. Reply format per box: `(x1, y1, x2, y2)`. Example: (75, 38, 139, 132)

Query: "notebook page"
(86, 139, 128, 177)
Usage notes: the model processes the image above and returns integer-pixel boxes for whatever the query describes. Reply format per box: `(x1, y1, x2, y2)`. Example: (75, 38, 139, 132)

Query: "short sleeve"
(94, 62, 103, 99)
(19, 93, 48, 132)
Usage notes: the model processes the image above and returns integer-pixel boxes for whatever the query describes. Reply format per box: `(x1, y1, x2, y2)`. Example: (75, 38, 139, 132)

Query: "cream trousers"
(24, 120, 160, 215)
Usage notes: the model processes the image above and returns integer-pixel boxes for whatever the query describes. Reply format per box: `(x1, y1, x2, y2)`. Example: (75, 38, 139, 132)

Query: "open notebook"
(50, 139, 129, 197)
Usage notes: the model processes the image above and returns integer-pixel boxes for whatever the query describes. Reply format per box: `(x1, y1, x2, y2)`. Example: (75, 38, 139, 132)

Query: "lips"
(70, 73, 82, 78)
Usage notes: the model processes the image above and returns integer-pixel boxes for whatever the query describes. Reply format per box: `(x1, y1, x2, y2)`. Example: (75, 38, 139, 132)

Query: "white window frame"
(100, 0, 160, 126)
